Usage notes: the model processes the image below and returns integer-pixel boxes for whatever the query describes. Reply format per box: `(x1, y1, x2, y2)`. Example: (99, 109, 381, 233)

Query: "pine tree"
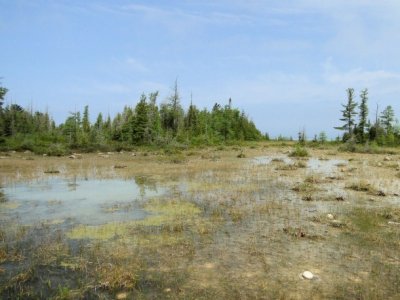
(335, 88, 358, 141)
(357, 89, 369, 143)
(380, 105, 395, 133)
(132, 94, 148, 144)
(82, 105, 90, 134)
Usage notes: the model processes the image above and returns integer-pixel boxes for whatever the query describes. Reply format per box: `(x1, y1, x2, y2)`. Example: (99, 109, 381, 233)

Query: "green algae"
(0, 202, 21, 210)
(67, 199, 202, 241)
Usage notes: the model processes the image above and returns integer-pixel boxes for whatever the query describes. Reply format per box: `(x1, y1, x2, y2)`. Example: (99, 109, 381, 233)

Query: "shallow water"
(1, 178, 164, 225)
(253, 156, 347, 175)
(307, 158, 348, 174)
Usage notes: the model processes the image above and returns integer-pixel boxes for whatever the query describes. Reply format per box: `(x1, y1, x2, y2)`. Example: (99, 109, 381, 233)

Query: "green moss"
(67, 199, 202, 240)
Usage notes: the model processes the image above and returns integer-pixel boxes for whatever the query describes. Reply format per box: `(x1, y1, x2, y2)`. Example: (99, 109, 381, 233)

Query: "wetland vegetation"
(1, 144, 400, 299)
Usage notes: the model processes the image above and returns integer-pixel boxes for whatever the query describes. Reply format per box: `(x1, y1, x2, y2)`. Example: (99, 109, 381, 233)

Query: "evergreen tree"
(82, 105, 90, 134)
(357, 89, 369, 143)
(0, 84, 7, 110)
(161, 80, 184, 137)
(132, 94, 148, 144)
(380, 105, 395, 134)
(185, 101, 199, 136)
(335, 88, 358, 141)
(147, 92, 161, 143)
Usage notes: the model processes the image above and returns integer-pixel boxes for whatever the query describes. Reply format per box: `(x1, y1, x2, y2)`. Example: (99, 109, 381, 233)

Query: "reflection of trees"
(67, 176, 79, 191)
(134, 176, 157, 197)
(0, 189, 7, 203)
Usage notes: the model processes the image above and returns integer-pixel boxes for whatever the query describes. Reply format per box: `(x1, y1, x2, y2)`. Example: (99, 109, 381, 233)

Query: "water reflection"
(2, 178, 164, 225)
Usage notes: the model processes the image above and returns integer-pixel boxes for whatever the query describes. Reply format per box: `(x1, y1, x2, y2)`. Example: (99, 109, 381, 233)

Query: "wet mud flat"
(0, 146, 400, 299)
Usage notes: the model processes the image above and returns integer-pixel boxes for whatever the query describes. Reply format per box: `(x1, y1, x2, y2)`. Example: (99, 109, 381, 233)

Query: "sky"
(1, 0, 400, 139)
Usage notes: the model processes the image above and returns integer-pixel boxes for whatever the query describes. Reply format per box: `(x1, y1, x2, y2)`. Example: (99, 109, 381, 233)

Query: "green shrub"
(289, 145, 309, 157)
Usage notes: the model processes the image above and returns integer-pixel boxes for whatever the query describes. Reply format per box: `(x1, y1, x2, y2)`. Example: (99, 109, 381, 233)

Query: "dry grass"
(1, 143, 400, 299)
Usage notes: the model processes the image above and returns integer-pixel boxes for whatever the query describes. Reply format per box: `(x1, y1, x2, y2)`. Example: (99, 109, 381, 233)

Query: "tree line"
(335, 88, 399, 146)
(0, 81, 262, 154)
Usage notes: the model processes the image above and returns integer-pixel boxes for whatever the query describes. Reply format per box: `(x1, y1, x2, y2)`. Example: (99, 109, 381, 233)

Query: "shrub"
(289, 145, 309, 157)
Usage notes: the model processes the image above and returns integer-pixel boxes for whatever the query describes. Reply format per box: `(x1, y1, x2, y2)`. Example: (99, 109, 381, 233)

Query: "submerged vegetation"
(1, 146, 400, 299)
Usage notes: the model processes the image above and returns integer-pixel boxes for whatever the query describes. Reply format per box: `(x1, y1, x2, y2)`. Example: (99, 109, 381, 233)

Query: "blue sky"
(1, 0, 400, 139)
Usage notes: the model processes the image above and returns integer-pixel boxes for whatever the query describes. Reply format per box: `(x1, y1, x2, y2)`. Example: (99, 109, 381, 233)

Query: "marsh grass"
(1, 144, 400, 299)
(289, 145, 309, 157)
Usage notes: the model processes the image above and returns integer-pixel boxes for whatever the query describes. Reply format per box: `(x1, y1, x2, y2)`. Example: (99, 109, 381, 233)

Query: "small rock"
(302, 271, 314, 280)
(72, 153, 82, 159)
(131, 153, 136, 156)
(107, 152, 114, 155)
(164, 288, 172, 293)
(116, 292, 127, 299)
(388, 221, 400, 226)
(327, 214, 334, 220)
(69, 155, 76, 159)
(377, 162, 383, 167)
(43, 154, 48, 157)
(330, 220, 345, 228)
(24, 150, 31, 154)
(384, 156, 391, 161)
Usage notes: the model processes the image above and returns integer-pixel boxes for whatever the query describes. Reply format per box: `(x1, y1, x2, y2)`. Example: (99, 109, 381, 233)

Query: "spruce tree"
(132, 94, 148, 144)
(380, 105, 395, 133)
(357, 89, 369, 143)
(82, 105, 90, 134)
(335, 88, 358, 141)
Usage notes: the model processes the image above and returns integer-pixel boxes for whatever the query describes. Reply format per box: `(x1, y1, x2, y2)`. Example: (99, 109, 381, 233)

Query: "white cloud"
(125, 57, 149, 73)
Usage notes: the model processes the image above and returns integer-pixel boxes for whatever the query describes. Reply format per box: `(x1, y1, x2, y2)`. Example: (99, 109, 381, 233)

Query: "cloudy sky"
(1, 0, 400, 138)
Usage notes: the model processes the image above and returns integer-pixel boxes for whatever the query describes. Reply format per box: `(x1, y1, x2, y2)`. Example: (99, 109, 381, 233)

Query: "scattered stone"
(107, 152, 114, 155)
(327, 214, 334, 220)
(388, 221, 400, 226)
(302, 271, 314, 280)
(377, 162, 383, 167)
(69, 155, 76, 159)
(24, 150, 31, 154)
(0, 156, 7, 159)
(99, 155, 110, 158)
(384, 156, 391, 161)
(116, 292, 128, 299)
(330, 220, 345, 228)
(131, 153, 136, 156)
(43, 154, 48, 157)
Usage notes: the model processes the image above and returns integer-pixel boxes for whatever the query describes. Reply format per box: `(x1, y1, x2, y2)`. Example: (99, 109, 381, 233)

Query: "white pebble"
(302, 271, 314, 280)
(327, 214, 334, 220)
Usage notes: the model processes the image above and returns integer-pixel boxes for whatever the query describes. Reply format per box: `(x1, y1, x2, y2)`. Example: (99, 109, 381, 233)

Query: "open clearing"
(0, 144, 399, 299)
